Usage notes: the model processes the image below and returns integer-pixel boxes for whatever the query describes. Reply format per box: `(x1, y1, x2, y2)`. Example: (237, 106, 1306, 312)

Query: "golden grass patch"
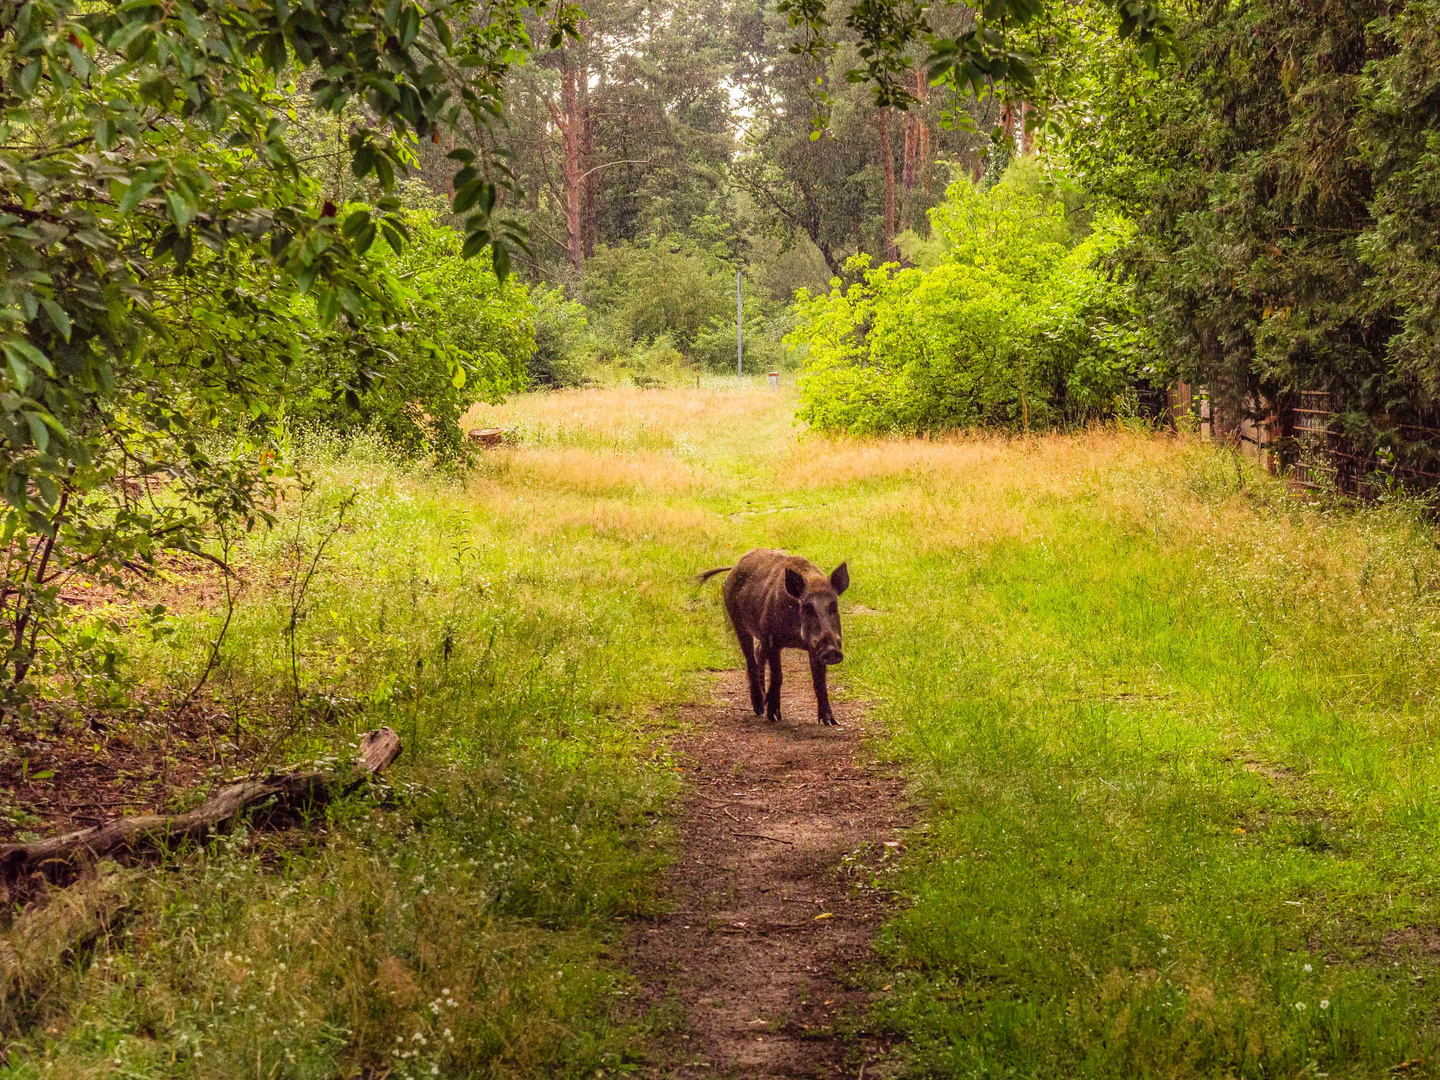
(465, 386, 788, 451)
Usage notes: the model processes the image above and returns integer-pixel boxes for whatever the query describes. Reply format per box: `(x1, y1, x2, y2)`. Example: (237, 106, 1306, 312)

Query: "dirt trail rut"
(631, 655, 911, 1078)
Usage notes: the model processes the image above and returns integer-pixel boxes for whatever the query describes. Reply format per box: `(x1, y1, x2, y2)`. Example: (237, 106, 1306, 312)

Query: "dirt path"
(631, 655, 912, 1078)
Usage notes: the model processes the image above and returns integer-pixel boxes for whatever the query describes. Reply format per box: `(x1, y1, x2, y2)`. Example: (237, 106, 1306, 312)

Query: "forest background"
(5, 0, 1440, 1074)
(298, 0, 1440, 452)
(1, 0, 1437, 711)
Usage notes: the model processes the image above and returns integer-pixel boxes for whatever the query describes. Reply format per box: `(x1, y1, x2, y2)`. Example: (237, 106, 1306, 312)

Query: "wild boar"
(698, 548, 850, 726)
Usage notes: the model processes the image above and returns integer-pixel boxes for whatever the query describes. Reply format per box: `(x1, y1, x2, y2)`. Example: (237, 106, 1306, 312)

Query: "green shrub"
(289, 208, 534, 459)
(689, 317, 791, 375)
(792, 165, 1162, 435)
(528, 285, 594, 388)
(581, 239, 771, 359)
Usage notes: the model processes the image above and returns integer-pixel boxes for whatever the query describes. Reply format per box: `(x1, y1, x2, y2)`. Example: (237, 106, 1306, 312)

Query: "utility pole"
(736, 268, 743, 377)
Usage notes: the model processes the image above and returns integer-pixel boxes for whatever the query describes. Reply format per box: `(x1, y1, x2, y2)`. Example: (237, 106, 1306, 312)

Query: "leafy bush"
(528, 286, 594, 388)
(689, 317, 791, 375)
(0, 0, 543, 690)
(792, 165, 1162, 435)
(289, 209, 535, 460)
(581, 239, 751, 357)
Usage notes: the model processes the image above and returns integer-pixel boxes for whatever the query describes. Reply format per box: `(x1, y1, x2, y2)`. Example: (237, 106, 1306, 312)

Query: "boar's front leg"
(810, 655, 838, 726)
(765, 644, 784, 722)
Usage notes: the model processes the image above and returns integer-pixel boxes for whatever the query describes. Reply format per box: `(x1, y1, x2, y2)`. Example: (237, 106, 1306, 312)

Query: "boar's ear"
(829, 562, 850, 595)
(784, 567, 806, 599)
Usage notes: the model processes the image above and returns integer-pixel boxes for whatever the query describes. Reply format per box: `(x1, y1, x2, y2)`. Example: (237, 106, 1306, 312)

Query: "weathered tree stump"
(0, 728, 402, 899)
(467, 427, 504, 447)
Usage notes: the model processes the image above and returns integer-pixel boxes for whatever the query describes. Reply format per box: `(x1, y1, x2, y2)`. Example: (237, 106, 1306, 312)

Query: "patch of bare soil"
(0, 705, 250, 845)
(1382, 926, 1440, 957)
(631, 656, 912, 1078)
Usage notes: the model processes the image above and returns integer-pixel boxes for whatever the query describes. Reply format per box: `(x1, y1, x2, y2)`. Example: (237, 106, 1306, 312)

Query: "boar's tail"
(696, 566, 733, 584)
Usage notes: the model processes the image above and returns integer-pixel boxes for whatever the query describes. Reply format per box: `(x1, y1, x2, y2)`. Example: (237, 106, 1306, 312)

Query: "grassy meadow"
(8, 382, 1440, 1078)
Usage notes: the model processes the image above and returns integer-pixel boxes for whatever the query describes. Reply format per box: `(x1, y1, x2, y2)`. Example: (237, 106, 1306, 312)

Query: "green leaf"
(41, 299, 70, 342)
(4, 338, 54, 376)
(453, 177, 493, 215)
(24, 411, 48, 453)
(263, 33, 287, 72)
(118, 180, 156, 216)
(341, 209, 372, 239)
(431, 12, 453, 47)
(461, 229, 490, 259)
(400, 6, 421, 47)
(7, 356, 31, 393)
(166, 191, 193, 230)
(18, 59, 41, 97)
(491, 242, 511, 282)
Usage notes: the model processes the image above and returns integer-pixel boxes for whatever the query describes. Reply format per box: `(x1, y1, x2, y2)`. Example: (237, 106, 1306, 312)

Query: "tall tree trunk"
(579, 20, 596, 259)
(560, 55, 584, 276)
(900, 68, 930, 233)
(878, 105, 897, 263)
(916, 88, 931, 187)
(901, 69, 929, 192)
(900, 114, 916, 234)
(902, 115, 918, 191)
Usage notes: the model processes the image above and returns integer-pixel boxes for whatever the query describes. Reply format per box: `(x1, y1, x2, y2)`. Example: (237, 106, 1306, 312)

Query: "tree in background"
(503, 0, 735, 281)
(1042, 0, 1440, 463)
(793, 161, 1160, 434)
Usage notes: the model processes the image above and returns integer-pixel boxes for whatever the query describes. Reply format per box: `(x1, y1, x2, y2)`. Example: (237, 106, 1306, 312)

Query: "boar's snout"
(819, 646, 843, 666)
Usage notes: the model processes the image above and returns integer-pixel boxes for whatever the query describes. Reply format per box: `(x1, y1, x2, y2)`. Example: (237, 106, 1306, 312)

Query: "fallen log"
(0, 728, 401, 898)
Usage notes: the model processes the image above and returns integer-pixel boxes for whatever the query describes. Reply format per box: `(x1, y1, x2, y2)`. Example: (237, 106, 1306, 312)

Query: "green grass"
(7, 387, 1440, 1078)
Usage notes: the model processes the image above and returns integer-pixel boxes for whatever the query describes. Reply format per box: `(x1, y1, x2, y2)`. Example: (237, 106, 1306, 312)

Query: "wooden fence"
(1162, 385, 1440, 500)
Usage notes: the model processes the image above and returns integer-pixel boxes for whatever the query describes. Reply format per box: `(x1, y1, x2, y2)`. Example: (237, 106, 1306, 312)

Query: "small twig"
(721, 805, 741, 823)
(733, 832, 793, 845)
(286, 492, 357, 706)
(180, 523, 237, 712)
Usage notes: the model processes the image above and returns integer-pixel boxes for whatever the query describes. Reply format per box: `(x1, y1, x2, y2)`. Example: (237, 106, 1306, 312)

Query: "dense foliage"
(794, 163, 1160, 434)
(290, 208, 535, 458)
(0, 0, 560, 689)
(579, 237, 788, 374)
(1051, 0, 1440, 456)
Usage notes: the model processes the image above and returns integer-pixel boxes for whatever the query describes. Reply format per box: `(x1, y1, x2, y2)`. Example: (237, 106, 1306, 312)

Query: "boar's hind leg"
(810, 655, 838, 726)
(765, 645, 784, 723)
(729, 609, 765, 715)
